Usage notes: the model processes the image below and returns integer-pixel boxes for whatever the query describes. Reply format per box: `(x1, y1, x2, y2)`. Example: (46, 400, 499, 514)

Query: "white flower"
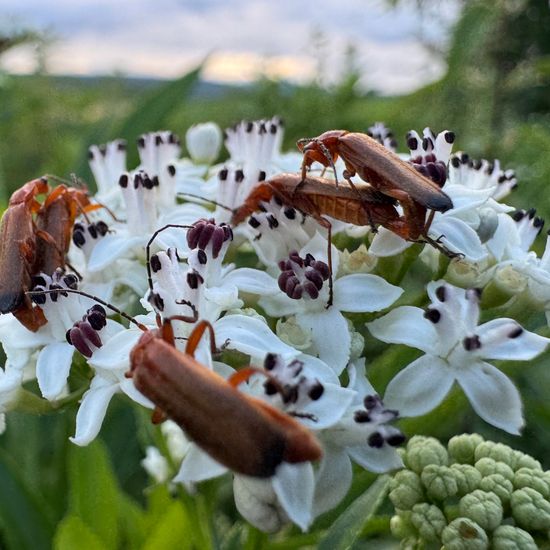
(185, 122, 222, 164)
(368, 281, 550, 434)
(258, 232, 403, 374)
(312, 358, 404, 518)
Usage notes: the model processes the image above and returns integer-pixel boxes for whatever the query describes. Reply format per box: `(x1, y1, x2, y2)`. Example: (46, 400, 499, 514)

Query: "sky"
(0, 0, 459, 95)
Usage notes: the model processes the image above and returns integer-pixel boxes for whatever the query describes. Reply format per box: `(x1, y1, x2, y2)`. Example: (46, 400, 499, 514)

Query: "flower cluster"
(0, 116, 549, 538)
(390, 434, 548, 549)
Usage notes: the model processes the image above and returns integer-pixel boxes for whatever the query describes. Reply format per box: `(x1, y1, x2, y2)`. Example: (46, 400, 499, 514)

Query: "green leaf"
(0, 448, 54, 550)
(318, 475, 390, 550)
(53, 516, 106, 550)
(67, 440, 120, 549)
(142, 501, 192, 550)
(117, 494, 146, 550)
(75, 63, 202, 179)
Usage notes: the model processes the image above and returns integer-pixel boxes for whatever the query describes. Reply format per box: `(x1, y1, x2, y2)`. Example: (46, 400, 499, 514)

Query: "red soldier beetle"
(231, 172, 431, 306)
(297, 130, 456, 254)
(129, 318, 323, 477)
(0, 177, 102, 331)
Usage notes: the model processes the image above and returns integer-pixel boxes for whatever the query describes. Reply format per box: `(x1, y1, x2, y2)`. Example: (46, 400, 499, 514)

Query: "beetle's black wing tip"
(0, 291, 24, 314)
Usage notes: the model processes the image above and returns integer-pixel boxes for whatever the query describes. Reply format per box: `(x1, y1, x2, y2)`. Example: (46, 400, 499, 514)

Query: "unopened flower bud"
(441, 518, 488, 549)
(141, 447, 169, 484)
(479, 474, 514, 506)
(389, 470, 424, 510)
(492, 525, 537, 550)
(493, 265, 527, 296)
(410, 503, 446, 542)
(161, 420, 190, 463)
(446, 259, 484, 288)
(233, 476, 289, 533)
(513, 451, 542, 472)
(476, 207, 499, 243)
(390, 511, 416, 539)
(514, 467, 549, 497)
(459, 490, 503, 531)
(450, 464, 482, 496)
(406, 436, 449, 474)
(422, 465, 458, 501)
(340, 245, 377, 274)
(475, 458, 514, 482)
(185, 122, 222, 164)
(276, 316, 312, 351)
(345, 318, 365, 360)
(448, 433, 484, 464)
(511, 487, 550, 531)
(474, 441, 516, 468)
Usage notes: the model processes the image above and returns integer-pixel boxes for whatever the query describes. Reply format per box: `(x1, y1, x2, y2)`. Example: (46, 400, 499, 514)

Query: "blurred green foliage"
(1, 0, 550, 548)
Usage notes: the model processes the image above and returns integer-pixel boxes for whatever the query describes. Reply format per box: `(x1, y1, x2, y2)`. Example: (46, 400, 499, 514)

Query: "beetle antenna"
(177, 192, 233, 212)
(146, 224, 194, 296)
(26, 288, 147, 331)
(317, 141, 339, 186)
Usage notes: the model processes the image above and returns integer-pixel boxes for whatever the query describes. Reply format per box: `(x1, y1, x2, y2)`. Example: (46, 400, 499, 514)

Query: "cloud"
(0, 0, 458, 94)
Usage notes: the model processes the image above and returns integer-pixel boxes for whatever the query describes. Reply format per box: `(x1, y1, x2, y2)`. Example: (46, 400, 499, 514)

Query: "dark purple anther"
(277, 251, 329, 301)
(186, 219, 233, 259)
(68, 326, 93, 357)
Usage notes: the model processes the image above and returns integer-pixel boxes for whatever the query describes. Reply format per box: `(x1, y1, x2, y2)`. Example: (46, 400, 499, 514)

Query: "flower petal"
(477, 318, 550, 360)
(348, 444, 404, 473)
(70, 375, 120, 446)
(36, 342, 74, 401)
(88, 234, 144, 272)
(369, 228, 410, 257)
(333, 274, 402, 312)
(89, 328, 142, 370)
(430, 216, 487, 261)
(222, 268, 279, 296)
(383, 355, 454, 416)
(367, 306, 438, 354)
(301, 383, 356, 430)
(313, 445, 352, 517)
(296, 309, 350, 374)
(214, 314, 298, 362)
(272, 462, 315, 532)
(456, 361, 524, 434)
(173, 444, 227, 483)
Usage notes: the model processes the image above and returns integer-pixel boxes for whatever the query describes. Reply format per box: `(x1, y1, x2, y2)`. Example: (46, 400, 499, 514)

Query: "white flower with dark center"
(175, 352, 355, 532)
(312, 358, 404, 518)
(0, 270, 118, 403)
(258, 232, 403, 374)
(369, 128, 491, 261)
(367, 122, 398, 152)
(136, 131, 182, 209)
(449, 152, 518, 201)
(368, 281, 549, 434)
(85, 170, 209, 272)
(88, 139, 127, 207)
(147, 219, 279, 336)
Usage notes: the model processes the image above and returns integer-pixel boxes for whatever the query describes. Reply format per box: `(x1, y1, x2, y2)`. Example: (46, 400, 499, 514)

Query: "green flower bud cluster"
(389, 434, 550, 549)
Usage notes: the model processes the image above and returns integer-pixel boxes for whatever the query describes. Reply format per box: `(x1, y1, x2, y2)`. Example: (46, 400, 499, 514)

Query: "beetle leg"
(344, 176, 379, 233)
(184, 319, 217, 357)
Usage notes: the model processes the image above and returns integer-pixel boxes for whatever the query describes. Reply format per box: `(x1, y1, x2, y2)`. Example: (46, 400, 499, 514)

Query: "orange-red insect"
(232, 173, 420, 305)
(128, 319, 322, 477)
(0, 178, 97, 331)
(297, 130, 454, 246)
